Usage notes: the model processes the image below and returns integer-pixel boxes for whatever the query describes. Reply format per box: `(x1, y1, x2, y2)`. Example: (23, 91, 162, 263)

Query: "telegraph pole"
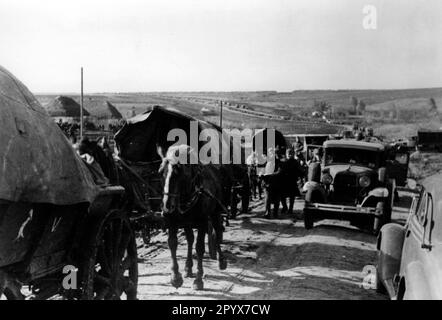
(80, 67, 84, 140)
(219, 100, 223, 128)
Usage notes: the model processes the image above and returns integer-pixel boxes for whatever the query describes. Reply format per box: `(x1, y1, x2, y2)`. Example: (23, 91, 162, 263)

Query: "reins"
(167, 165, 203, 215)
(116, 156, 162, 195)
(117, 155, 229, 216)
(164, 164, 229, 216)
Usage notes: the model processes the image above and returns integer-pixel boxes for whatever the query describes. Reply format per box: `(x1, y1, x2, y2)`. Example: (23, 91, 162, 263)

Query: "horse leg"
(272, 193, 280, 218)
(258, 176, 263, 199)
(281, 195, 288, 214)
(184, 227, 194, 278)
(193, 227, 205, 290)
(230, 190, 237, 219)
(214, 215, 227, 270)
(168, 227, 183, 289)
(241, 184, 250, 214)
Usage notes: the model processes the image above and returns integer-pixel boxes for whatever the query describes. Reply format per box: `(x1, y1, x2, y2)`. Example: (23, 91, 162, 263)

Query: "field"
(37, 87, 442, 138)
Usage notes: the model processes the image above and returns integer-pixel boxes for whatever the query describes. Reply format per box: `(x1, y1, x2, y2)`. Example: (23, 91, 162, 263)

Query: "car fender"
(402, 261, 433, 300)
(302, 181, 323, 193)
(361, 187, 389, 207)
(302, 181, 326, 202)
(377, 223, 405, 298)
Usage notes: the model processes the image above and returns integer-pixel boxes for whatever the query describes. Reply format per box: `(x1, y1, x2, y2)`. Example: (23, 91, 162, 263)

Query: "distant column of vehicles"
(388, 129, 442, 152)
(286, 130, 442, 300)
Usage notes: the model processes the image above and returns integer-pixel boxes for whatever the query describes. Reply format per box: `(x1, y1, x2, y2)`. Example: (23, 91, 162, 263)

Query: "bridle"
(162, 163, 203, 215)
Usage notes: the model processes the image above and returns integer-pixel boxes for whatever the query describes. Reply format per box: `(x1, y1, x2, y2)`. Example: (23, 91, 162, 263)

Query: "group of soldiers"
(56, 119, 126, 139)
(246, 146, 307, 219)
(244, 125, 378, 219)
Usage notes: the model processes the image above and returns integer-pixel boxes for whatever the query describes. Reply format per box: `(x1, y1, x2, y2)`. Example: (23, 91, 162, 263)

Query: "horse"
(157, 145, 227, 290)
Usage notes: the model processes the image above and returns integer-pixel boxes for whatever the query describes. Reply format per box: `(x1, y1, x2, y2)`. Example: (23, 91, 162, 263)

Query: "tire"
(376, 264, 387, 294)
(351, 216, 370, 230)
(80, 209, 138, 300)
(374, 201, 393, 235)
(373, 202, 386, 235)
(304, 210, 314, 229)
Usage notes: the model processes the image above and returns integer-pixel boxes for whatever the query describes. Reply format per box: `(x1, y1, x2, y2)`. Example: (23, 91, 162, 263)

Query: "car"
(302, 139, 409, 234)
(377, 174, 442, 299)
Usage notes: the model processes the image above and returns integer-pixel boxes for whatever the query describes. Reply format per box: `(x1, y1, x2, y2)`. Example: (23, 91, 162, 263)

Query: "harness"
(118, 157, 228, 216)
(163, 165, 229, 216)
(163, 166, 202, 215)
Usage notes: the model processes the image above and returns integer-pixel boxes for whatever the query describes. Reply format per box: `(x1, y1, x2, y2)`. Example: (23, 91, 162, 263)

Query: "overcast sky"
(0, 0, 441, 92)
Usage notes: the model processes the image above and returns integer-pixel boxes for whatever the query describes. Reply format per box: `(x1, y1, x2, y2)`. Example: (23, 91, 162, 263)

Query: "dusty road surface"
(136, 195, 413, 300)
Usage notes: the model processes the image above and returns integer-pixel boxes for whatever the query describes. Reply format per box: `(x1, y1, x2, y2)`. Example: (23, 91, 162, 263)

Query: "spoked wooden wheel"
(82, 210, 138, 300)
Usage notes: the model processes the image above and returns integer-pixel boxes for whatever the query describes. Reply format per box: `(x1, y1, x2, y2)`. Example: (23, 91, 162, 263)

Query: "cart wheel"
(81, 209, 138, 300)
(207, 220, 217, 260)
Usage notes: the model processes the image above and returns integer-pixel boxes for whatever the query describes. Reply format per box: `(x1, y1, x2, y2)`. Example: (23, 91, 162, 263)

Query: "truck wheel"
(373, 202, 386, 235)
(304, 210, 314, 229)
(376, 267, 387, 294)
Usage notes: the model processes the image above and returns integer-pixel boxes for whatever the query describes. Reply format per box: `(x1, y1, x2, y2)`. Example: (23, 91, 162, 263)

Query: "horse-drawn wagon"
(0, 66, 138, 299)
(113, 106, 250, 289)
(114, 106, 250, 241)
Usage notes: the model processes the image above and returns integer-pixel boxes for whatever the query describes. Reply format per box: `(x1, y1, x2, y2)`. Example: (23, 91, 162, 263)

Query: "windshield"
(324, 147, 381, 168)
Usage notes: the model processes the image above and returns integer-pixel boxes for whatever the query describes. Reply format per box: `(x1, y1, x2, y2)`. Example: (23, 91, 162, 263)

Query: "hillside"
(36, 87, 442, 138)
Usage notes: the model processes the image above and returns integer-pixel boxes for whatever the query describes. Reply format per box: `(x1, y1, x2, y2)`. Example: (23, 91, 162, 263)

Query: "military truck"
(302, 139, 409, 234)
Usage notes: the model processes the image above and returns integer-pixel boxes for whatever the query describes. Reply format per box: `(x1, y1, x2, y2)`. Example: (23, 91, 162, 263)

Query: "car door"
(400, 189, 425, 273)
(400, 189, 436, 299)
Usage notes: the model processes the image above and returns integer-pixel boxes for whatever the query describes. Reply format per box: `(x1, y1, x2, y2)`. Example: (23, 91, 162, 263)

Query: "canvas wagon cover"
(115, 105, 233, 163)
(0, 66, 99, 204)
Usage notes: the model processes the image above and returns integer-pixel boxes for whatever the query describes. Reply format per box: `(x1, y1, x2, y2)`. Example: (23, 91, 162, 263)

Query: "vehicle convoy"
(417, 129, 442, 152)
(377, 173, 442, 299)
(302, 139, 410, 234)
(0, 66, 138, 300)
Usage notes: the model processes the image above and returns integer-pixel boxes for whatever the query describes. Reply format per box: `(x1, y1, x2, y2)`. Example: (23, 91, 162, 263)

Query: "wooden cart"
(0, 185, 138, 300)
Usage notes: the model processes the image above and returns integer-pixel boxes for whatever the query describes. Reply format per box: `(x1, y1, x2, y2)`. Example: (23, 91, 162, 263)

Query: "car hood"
(324, 164, 374, 179)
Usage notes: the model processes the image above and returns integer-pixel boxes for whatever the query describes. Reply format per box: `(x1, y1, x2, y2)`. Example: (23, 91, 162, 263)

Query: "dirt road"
(136, 196, 413, 300)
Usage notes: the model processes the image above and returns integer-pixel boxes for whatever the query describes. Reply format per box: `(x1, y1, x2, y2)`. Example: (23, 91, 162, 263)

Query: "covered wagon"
(114, 106, 250, 249)
(0, 66, 137, 299)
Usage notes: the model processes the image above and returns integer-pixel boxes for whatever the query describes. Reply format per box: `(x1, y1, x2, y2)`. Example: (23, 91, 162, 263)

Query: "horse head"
(157, 145, 200, 215)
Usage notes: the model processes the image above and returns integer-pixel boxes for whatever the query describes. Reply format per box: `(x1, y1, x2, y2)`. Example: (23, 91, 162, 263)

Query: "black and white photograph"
(1, 0, 442, 306)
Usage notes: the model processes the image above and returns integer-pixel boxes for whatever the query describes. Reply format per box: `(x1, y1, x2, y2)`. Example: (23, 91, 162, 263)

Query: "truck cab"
(303, 139, 406, 234)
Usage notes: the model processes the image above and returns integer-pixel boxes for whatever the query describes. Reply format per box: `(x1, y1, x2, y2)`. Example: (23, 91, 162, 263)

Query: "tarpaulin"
(0, 66, 99, 205)
(114, 105, 234, 164)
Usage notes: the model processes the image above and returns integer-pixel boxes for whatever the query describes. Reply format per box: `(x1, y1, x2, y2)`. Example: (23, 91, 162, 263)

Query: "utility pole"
(219, 100, 223, 128)
(80, 67, 84, 140)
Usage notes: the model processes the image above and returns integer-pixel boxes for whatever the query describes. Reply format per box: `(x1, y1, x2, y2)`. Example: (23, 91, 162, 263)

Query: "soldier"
(246, 151, 261, 199)
(307, 148, 321, 165)
(263, 148, 282, 219)
(280, 148, 302, 215)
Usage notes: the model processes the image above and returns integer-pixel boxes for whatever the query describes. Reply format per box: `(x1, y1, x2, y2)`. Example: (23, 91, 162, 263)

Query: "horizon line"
(34, 86, 442, 96)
